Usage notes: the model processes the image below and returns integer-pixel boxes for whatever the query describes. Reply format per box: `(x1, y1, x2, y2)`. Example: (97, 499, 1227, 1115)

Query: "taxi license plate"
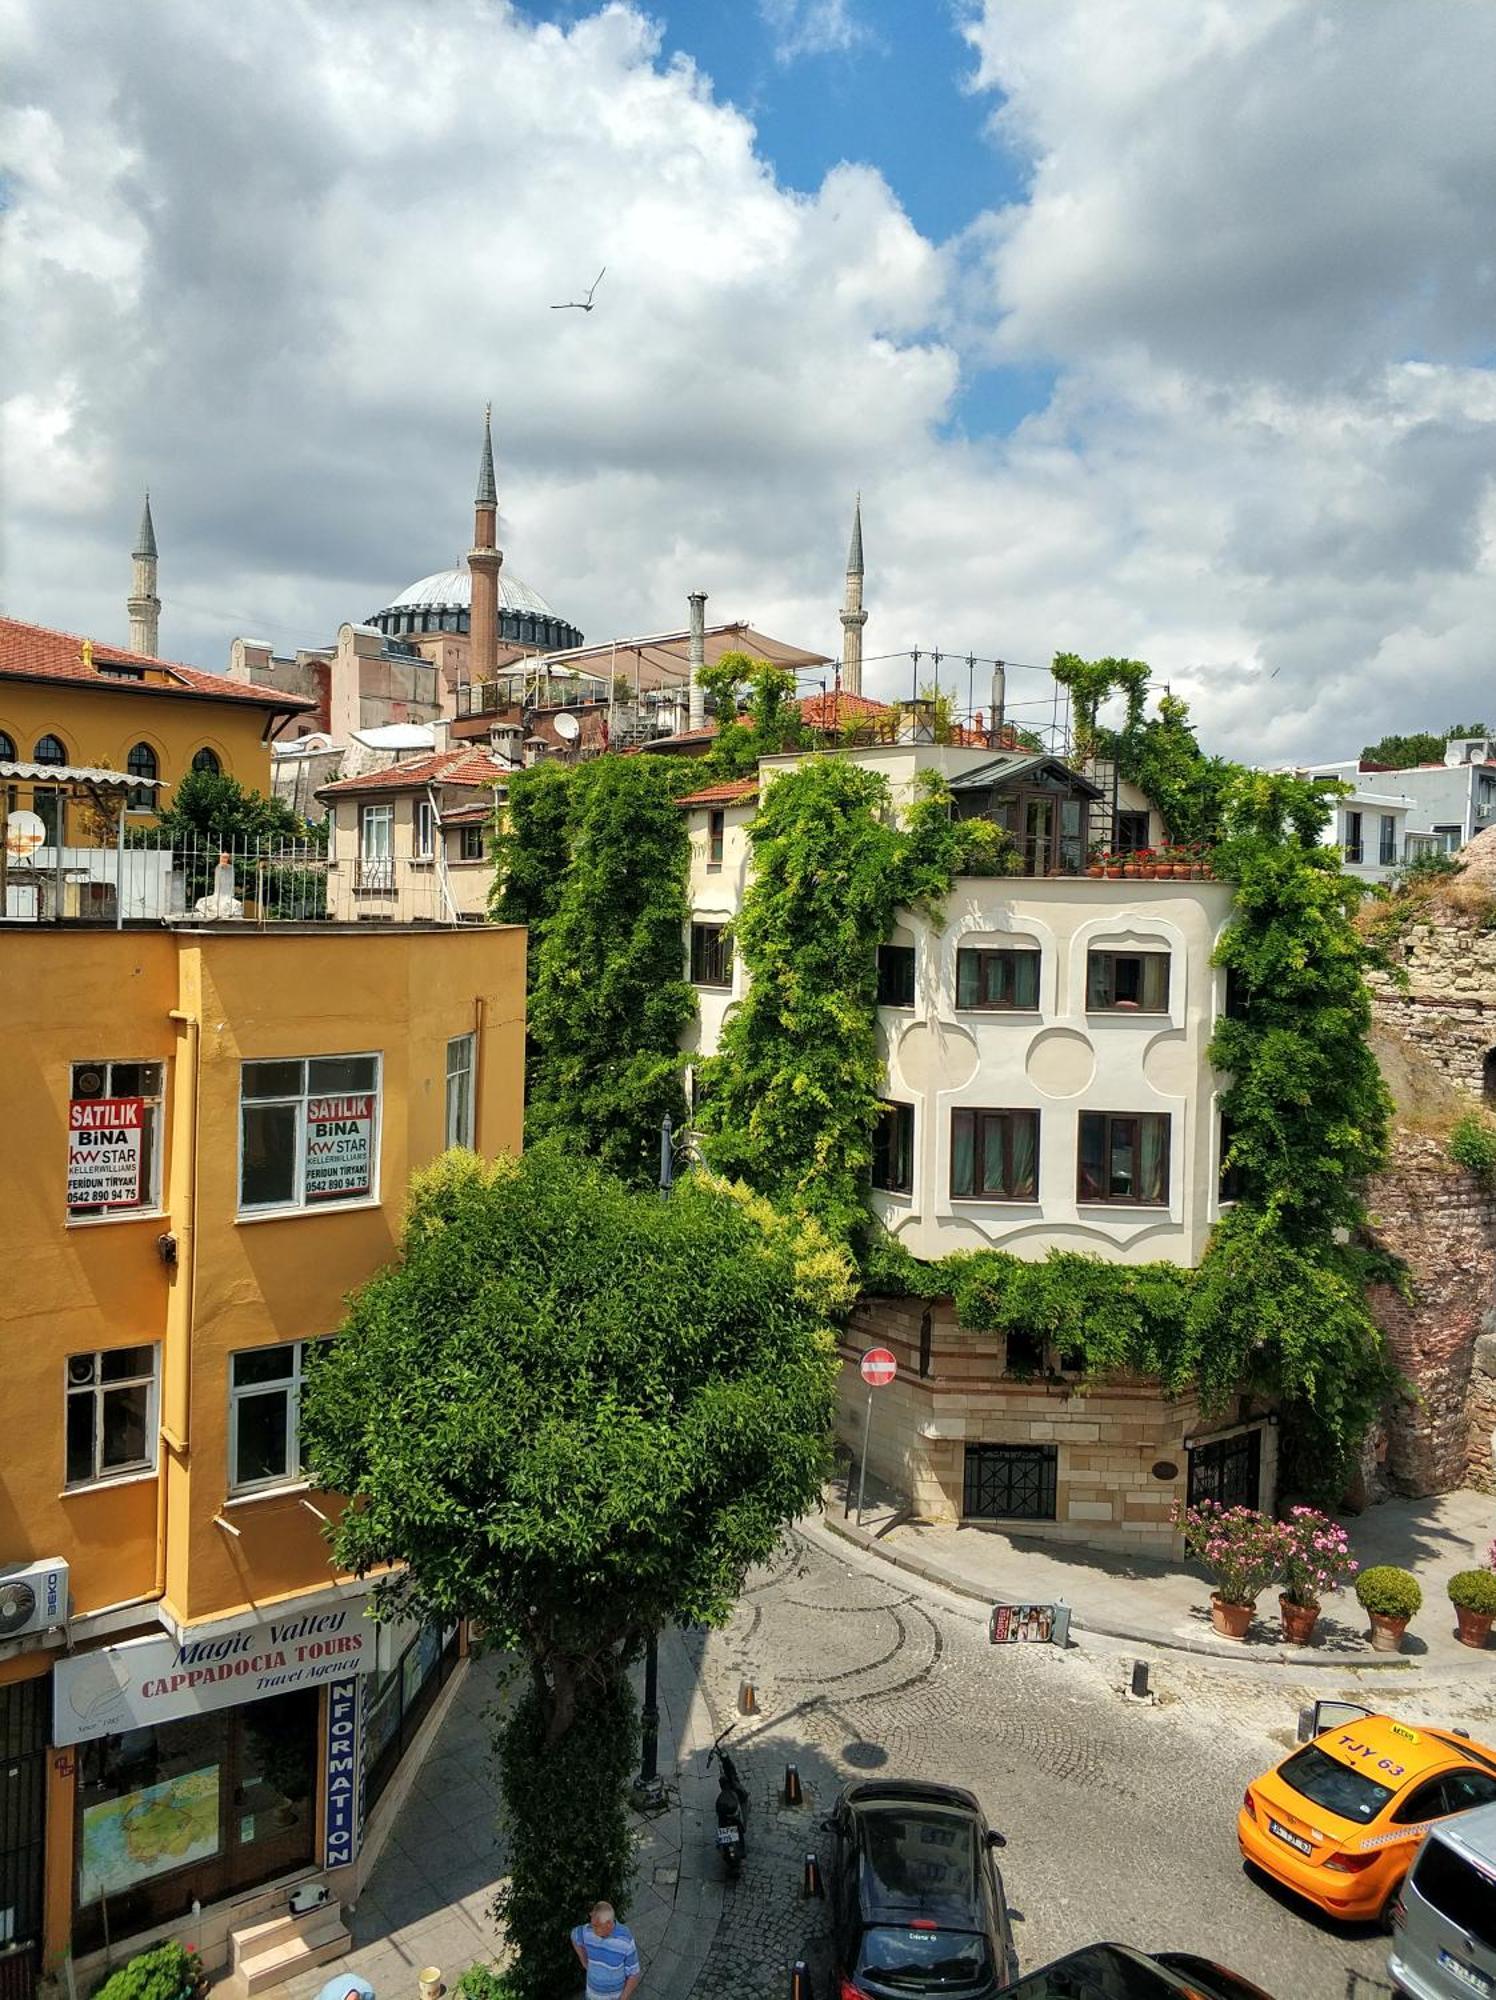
(1438, 1950, 1493, 1997)
(1267, 1817, 1312, 1856)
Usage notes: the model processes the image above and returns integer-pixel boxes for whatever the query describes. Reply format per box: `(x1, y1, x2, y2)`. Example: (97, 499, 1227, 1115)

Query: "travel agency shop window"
(67, 1061, 165, 1220)
(239, 1055, 381, 1214)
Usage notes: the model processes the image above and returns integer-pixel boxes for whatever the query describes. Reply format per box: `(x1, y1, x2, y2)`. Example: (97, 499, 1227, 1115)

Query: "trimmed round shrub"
(1356, 1565, 1422, 1620)
(1447, 1569, 1496, 1615)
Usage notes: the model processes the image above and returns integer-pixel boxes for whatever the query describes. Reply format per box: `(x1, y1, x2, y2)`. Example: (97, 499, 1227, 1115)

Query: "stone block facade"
(1368, 915, 1496, 1101)
(1469, 1332, 1496, 1494)
(837, 1297, 1277, 1558)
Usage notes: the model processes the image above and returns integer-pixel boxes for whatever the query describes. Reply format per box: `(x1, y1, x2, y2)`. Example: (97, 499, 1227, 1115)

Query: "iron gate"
(0, 1677, 47, 1990)
(1187, 1427, 1263, 1511)
(962, 1443, 1058, 1522)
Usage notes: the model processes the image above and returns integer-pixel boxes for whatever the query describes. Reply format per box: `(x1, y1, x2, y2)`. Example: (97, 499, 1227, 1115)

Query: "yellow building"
(0, 917, 524, 1986)
(0, 614, 314, 849)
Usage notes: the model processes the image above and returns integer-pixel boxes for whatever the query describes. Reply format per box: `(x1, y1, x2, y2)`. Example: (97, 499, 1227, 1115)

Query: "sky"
(3, 0, 1495, 760)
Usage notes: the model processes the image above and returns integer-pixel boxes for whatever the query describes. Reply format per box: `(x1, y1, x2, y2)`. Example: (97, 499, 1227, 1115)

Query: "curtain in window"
(1008, 1113, 1037, 1197)
(957, 953, 979, 1009)
(1138, 1116, 1169, 1203)
(981, 1115, 1007, 1194)
(1086, 954, 1108, 1009)
(1078, 1113, 1105, 1198)
(1141, 955, 1169, 1010)
(952, 1111, 975, 1196)
(1012, 953, 1040, 1009)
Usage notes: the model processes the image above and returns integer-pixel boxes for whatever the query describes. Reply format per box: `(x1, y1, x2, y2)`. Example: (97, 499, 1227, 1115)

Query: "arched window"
(191, 747, 221, 777)
(0, 730, 15, 761)
(34, 734, 67, 765)
(126, 741, 158, 810)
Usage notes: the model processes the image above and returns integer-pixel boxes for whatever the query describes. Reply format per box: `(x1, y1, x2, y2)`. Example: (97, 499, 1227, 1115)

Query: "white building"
(1285, 737, 1496, 881)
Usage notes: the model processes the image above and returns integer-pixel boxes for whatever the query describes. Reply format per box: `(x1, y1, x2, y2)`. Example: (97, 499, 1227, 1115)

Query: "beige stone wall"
(1470, 1333, 1496, 1494)
(1369, 915, 1496, 1101)
(837, 1297, 1274, 1558)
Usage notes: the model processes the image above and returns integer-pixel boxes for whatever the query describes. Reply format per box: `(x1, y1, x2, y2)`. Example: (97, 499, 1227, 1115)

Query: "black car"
(825, 1779, 1018, 1997)
(1002, 1943, 1277, 1999)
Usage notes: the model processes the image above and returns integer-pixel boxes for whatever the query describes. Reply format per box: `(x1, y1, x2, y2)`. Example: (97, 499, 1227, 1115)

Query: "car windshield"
(1276, 1744, 1397, 1825)
(858, 1926, 991, 1986)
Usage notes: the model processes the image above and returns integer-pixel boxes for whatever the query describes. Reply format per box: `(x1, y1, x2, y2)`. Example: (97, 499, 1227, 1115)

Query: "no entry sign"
(860, 1347, 897, 1387)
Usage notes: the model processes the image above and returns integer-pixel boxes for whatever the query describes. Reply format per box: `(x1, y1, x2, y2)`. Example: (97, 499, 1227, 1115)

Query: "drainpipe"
(158, 1006, 200, 1604)
(687, 592, 707, 734)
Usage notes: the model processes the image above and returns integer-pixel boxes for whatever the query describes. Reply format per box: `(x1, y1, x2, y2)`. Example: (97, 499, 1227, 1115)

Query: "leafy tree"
(696, 652, 812, 779)
(143, 766, 310, 843)
(301, 1144, 849, 1999)
(1112, 691, 1236, 847)
(524, 756, 696, 1182)
(1051, 652, 1150, 761)
(1360, 722, 1489, 768)
(489, 760, 574, 940)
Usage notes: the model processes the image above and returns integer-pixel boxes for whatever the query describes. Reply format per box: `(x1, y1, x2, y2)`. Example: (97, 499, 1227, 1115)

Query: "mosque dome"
(368, 566, 584, 652)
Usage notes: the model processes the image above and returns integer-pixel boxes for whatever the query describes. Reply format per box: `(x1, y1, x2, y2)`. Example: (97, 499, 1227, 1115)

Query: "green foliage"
(303, 1145, 846, 1993)
(1356, 1565, 1422, 1619)
(696, 759, 991, 1238)
(1448, 1568, 1496, 1614)
(504, 758, 695, 1182)
(1051, 652, 1150, 759)
(141, 766, 308, 843)
(1360, 723, 1488, 768)
(1448, 1111, 1496, 1189)
(696, 653, 812, 778)
(950, 1250, 1196, 1390)
(1113, 692, 1238, 847)
(495, 1675, 636, 2000)
(92, 1942, 202, 2000)
(457, 1970, 517, 2000)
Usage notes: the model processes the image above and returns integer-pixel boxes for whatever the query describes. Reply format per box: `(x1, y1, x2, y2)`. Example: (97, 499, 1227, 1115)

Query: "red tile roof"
(795, 690, 890, 728)
(675, 777, 760, 807)
(0, 615, 316, 710)
(317, 747, 512, 798)
(440, 800, 500, 826)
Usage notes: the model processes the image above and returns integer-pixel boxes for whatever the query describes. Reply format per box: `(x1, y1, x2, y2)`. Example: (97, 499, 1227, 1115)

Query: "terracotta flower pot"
(1087, 865, 1103, 877)
(1105, 865, 1123, 879)
(1367, 1610, 1409, 1653)
(1454, 1606, 1494, 1649)
(1279, 1595, 1320, 1646)
(1210, 1595, 1254, 1640)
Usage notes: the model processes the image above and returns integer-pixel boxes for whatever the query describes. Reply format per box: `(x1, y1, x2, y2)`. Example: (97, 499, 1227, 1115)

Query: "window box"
(690, 922, 732, 989)
(956, 947, 1040, 1011)
(871, 1101, 915, 1194)
(239, 1054, 381, 1213)
(1077, 1111, 1171, 1205)
(951, 1108, 1039, 1201)
(876, 944, 916, 1008)
(68, 1061, 165, 1219)
(1086, 949, 1170, 1012)
(65, 1345, 158, 1488)
(229, 1339, 330, 1492)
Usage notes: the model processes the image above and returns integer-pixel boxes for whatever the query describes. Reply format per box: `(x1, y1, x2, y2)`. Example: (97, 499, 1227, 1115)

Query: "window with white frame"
(229, 1339, 330, 1492)
(1086, 949, 1170, 1012)
(458, 824, 485, 862)
(65, 1345, 158, 1487)
(68, 1061, 165, 1218)
(359, 804, 394, 889)
(414, 798, 435, 860)
(239, 1054, 381, 1212)
(445, 1033, 475, 1149)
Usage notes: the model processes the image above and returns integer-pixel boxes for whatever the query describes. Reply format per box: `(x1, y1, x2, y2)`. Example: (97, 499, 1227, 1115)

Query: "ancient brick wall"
(1470, 1333, 1496, 1494)
(1368, 916, 1496, 1100)
(1366, 1133, 1496, 1493)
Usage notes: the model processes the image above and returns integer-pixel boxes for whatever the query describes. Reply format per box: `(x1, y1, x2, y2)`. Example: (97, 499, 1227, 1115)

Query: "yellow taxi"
(1238, 1702, 1496, 1926)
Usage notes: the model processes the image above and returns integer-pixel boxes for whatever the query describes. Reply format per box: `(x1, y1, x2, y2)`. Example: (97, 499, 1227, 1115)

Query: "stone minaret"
(127, 492, 160, 656)
(839, 493, 866, 696)
(467, 404, 503, 682)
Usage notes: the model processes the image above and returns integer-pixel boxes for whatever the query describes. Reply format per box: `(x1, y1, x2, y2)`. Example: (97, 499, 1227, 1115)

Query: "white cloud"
(758, 0, 867, 64)
(1, 0, 1494, 766)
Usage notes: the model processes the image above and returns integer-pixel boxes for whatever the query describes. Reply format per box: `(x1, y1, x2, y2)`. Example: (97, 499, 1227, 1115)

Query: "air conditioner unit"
(0, 1559, 70, 1640)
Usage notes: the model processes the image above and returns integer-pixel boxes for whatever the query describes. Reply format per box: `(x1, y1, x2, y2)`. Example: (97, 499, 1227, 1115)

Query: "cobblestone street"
(671, 1524, 1443, 2000)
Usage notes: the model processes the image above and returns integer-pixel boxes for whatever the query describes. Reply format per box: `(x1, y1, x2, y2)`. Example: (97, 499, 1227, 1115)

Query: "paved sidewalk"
(819, 1475, 1494, 1672)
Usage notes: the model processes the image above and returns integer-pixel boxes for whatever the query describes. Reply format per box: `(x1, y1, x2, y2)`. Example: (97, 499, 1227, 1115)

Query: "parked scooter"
(708, 1723, 750, 1874)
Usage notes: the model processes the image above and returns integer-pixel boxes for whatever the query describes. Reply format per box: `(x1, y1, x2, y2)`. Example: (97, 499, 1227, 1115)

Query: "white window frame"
(64, 1345, 159, 1489)
(445, 1033, 476, 1149)
(458, 824, 485, 862)
(238, 1053, 383, 1216)
(414, 798, 435, 861)
(228, 1339, 327, 1493)
(360, 803, 393, 859)
(68, 1059, 166, 1221)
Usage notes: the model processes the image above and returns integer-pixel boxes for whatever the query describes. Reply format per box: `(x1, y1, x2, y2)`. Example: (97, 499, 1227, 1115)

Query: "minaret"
(467, 404, 503, 682)
(839, 493, 866, 696)
(127, 492, 160, 656)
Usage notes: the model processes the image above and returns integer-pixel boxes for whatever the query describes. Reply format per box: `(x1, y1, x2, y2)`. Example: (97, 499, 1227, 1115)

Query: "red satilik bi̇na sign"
(859, 1347, 897, 1387)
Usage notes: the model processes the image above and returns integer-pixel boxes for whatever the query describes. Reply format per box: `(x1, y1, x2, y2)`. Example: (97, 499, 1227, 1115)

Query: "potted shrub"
(1447, 1567, 1496, 1649)
(1176, 1499, 1280, 1639)
(1086, 844, 1105, 878)
(94, 1941, 204, 2000)
(1356, 1565, 1422, 1652)
(1275, 1506, 1358, 1645)
(1104, 853, 1124, 879)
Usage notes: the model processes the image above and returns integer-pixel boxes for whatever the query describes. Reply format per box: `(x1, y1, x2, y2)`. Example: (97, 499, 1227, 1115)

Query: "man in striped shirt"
(570, 1902, 642, 2000)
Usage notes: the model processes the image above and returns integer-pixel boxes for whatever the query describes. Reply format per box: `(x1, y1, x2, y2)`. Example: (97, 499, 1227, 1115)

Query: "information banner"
(68, 1097, 144, 1208)
(323, 1677, 362, 1870)
(54, 1591, 376, 1746)
(305, 1094, 375, 1202)
(989, 1602, 1070, 1647)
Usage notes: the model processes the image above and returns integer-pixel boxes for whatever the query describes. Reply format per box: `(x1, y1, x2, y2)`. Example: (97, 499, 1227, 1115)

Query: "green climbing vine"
(695, 758, 1006, 1240)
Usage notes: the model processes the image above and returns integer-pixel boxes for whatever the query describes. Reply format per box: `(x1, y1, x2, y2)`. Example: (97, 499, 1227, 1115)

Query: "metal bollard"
(803, 1851, 824, 1898)
(1130, 1660, 1150, 1700)
(784, 1762, 803, 1805)
(790, 1959, 814, 2000)
(739, 1678, 758, 1716)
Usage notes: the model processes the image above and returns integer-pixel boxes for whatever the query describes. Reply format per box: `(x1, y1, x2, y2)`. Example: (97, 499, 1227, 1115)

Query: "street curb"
(814, 1510, 1420, 1671)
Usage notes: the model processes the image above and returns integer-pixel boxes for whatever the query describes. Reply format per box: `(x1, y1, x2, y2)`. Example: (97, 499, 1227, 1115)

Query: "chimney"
(687, 591, 708, 733)
(990, 661, 1006, 745)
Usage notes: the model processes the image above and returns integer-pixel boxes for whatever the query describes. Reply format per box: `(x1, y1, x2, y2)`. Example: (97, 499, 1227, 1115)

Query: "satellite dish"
(6, 809, 46, 859)
(553, 712, 581, 743)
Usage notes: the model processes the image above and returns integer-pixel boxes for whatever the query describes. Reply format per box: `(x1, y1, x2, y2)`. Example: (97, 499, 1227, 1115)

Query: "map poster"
(304, 1094, 374, 1202)
(79, 1765, 221, 1902)
(68, 1098, 144, 1208)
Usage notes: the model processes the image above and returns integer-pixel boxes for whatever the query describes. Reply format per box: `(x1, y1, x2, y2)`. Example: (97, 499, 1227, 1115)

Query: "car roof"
(852, 1796, 983, 1923)
(1432, 1799, 1496, 1866)
(1312, 1715, 1462, 1783)
(844, 1779, 985, 1816)
(1004, 1944, 1274, 1999)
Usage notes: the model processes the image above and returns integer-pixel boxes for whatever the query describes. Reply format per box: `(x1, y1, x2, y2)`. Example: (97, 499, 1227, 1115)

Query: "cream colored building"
(677, 740, 1272, 1555)
(317, 748, 505, 923)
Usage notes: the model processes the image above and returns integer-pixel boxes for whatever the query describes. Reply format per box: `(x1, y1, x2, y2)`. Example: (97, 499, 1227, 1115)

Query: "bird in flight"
(551, 267, 606, 312)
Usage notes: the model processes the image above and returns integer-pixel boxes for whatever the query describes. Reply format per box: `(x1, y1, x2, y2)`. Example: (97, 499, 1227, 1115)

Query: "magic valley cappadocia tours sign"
(53, 1593, 376, 1746)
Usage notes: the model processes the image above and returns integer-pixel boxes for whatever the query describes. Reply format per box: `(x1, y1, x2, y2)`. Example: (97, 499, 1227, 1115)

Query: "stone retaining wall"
(1369, 915, 1496, 1100)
